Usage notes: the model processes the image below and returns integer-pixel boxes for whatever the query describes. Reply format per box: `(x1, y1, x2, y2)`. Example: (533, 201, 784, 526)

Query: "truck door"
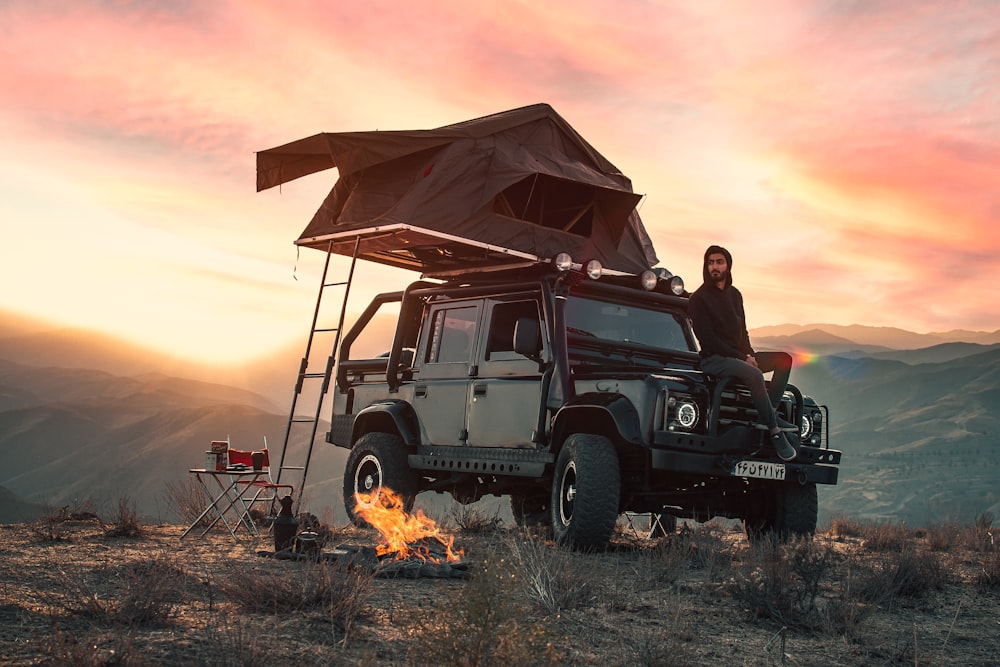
(412, 302, 481, 446)
(467, 298, 546, 448)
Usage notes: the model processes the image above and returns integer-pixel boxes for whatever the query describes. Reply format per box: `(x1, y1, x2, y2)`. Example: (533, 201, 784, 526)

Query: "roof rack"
(296, 223, 555, 278)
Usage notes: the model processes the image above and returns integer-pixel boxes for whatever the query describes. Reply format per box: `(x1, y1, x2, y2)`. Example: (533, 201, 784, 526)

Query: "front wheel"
(743, 481, 817, 542)
(343, 432, 417, 527)
(551, 434, 620, 550)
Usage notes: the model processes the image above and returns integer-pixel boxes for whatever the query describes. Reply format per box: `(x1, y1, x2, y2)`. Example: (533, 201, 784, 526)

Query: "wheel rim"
(354, 453, 383, 508)
(558, 461, 577, 527)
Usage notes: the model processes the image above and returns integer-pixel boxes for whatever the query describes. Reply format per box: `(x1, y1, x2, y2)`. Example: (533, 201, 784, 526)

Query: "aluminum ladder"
(272, 237, 360, 512)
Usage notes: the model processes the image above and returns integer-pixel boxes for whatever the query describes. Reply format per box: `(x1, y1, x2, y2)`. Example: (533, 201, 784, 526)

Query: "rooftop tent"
(256, 104, 658, 275)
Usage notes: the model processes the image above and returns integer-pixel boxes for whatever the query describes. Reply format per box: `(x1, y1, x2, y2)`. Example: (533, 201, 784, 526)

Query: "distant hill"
(0, 485, 49, 523)
(753, 328, 892, 357)
(0, 307, 402, 411)
(790, 349, 1000, 524)
(0, 360, 349, 523)
(751, 323, 1000, 349)
(866, 342, 1000, 365)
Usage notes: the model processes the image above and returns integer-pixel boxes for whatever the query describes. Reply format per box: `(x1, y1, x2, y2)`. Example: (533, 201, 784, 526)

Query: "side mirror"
(513, 317, 542, 360)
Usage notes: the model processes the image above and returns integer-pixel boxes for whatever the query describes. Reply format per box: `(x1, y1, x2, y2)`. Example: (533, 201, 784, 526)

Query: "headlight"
(640, 270, 658, 290)
(800, 414, 813, 438)
(676, 401, 699, 429)
(584, 259, 603, 279)
(553, 252, 573, 271)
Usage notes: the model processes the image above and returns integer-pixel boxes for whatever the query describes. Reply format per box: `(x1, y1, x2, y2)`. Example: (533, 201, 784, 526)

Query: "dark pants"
(701, 352, 792, 430)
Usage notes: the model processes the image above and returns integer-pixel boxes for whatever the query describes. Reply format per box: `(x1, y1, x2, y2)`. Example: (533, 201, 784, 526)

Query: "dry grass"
(40, 551, 187, 627)
(163, 477, 210, 527)
(449, 504, 503, 534)
(2, 504, 999, 666)
(214, 558, 374, 642)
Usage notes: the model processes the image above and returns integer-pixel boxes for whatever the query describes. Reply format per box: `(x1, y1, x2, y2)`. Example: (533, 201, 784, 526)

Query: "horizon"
(2, 305, 997, 369)
(1, 2, 998, 363)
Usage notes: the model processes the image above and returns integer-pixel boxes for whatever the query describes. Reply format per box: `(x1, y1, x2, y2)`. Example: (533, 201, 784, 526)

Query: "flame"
(356, 488, 464, 563)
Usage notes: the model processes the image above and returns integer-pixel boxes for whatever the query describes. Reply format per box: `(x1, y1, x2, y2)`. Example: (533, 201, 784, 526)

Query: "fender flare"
(352, 399, 420, 447)
(550, 391, 643, 449)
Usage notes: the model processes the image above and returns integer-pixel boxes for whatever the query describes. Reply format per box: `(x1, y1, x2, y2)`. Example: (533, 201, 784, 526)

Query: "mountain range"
(1, 310, 997, 527)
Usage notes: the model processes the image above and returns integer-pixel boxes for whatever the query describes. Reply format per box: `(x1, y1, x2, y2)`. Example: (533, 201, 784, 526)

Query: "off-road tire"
(551, 434, 621, 550)
(344, 432, 417, 528)
(743, 481, 817, 542)
(510, 492, 551, 528)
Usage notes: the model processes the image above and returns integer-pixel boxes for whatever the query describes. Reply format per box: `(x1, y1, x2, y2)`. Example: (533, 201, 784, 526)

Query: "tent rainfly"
(256, 103, 658, 276)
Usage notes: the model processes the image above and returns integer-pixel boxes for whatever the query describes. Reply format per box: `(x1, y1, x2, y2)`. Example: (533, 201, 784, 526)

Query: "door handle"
(415, 384, 428, 398)
(473, 384, 487, 397)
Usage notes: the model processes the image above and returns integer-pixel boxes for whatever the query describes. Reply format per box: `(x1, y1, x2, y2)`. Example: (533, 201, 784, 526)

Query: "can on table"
(204, 451, 228, 470)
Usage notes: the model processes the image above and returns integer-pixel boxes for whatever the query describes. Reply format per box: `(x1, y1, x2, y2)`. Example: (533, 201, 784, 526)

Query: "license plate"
(732, 460, 786, 480)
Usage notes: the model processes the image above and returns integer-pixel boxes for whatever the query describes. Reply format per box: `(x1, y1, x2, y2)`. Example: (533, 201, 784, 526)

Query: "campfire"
(356, 488, 464, 563)
(267, 488, 470, 578)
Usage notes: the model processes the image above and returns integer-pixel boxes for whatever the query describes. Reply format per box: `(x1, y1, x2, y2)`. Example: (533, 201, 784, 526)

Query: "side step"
(409, 446, 554, 478)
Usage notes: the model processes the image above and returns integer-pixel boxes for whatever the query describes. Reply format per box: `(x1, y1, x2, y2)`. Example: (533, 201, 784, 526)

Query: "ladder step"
(281, 466, 306, 471)
(313, 327, 340, 333)
(290, 417, 316, 423)
(324, 281, 349, 287)
(301, 372, 328, 379)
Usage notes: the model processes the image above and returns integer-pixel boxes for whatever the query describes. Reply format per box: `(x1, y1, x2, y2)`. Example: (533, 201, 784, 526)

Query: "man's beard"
(709, 269, 728, 283)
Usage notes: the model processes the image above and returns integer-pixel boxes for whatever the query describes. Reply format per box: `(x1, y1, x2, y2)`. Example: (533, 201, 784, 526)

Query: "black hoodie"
(688, 245, 754, 359)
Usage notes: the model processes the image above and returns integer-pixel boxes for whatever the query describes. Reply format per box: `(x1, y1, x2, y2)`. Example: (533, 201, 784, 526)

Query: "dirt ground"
(0, 515, 996, 666)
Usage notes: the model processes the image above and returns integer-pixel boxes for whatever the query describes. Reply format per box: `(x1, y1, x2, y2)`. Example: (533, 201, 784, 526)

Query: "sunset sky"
(1, 1, 998, 364)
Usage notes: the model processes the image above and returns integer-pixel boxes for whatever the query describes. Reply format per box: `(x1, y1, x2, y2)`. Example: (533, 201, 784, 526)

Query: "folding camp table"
(180, 468, 267, 540)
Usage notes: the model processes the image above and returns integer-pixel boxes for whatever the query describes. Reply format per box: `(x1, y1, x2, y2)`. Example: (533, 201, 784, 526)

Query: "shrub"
(619, 603, 699, 667)
(405, 555, 562, 666)
(216, 559, 373, 642)
(30, 498, 101, 542)
(828, 514, 864, 539)
(975, 550, 1000, 592)
(44, 628, 148, 667)
(924, 521, 963, 551)
(163, 477, 211, 527)
(505, 533, 595, 614)
(104, 496, 144, 539)
(858, 549, 950, 604)
(727, 536, 834, 628)
(451, 504, 502, 534)
(44, 553, 185, 627)
(966, 511, 995, 552)
(859, 521, 914, 552)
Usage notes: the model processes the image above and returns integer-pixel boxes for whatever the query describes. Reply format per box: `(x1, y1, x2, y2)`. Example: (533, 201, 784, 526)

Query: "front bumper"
(650, 447, 841, 485)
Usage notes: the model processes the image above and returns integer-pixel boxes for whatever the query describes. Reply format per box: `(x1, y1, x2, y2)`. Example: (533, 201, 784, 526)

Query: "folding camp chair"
(229, 439, 294, 519)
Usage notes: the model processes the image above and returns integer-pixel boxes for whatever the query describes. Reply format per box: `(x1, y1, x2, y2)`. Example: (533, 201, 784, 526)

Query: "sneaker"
(776, 416, 799, 432)
(772, 432, 797, 461)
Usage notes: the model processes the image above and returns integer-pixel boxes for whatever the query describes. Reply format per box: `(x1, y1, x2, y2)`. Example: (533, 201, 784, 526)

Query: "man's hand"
(745, 354, 759, 369)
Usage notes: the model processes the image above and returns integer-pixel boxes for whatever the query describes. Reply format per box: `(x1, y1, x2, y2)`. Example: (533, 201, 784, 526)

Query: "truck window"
(427, 306, 478, 363)
(566, 296, 693, 352)
(486, 300, 541, 360)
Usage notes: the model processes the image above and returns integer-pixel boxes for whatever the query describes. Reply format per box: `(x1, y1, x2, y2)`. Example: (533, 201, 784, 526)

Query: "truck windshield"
(566, 296, 693, 352)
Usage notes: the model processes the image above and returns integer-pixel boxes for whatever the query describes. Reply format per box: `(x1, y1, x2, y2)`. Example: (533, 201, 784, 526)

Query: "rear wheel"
(550, 434, 620, 550)
(743, 481, 817, 542)
(344, 432, 417, 527)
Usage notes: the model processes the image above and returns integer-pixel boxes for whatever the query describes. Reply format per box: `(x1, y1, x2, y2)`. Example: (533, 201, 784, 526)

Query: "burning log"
(265, 544, 471, 579)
